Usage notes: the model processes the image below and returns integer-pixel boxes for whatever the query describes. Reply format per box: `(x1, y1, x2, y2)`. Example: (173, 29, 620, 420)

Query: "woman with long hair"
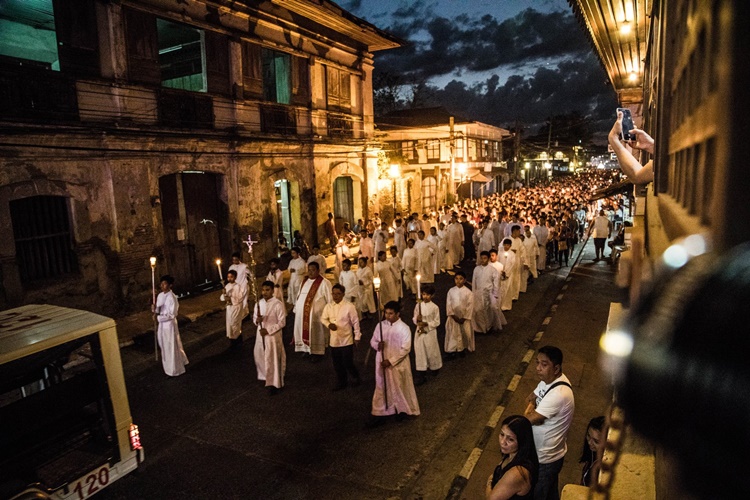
(579, 416, 606, 486)
(486, 415, 539, 500)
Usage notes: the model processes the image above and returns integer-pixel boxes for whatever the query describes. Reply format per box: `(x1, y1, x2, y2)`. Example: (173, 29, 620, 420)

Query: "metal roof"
(0, 304, 115, 364)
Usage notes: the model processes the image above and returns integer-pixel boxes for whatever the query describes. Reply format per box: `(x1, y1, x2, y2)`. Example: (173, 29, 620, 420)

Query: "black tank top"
(490, 458, 535, 500)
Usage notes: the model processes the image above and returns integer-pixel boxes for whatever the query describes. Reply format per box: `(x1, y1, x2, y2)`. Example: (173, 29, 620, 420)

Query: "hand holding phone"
(617, 108, 636, 142)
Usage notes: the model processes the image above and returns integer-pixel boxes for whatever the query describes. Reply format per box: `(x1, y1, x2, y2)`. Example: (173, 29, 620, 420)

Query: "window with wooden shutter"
(205, 32, 230, 96)
(291, 56, 309, 106)
(53, 0, 99, 76)
(242, 42, 262, 97)
(326, 66, 351, 111)
(124, 8, 159, 85)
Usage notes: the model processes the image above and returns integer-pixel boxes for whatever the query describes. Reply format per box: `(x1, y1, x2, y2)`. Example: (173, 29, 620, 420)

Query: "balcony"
(260, 103, 297, 135)
(0, 62, 79, 122)
(327, 112, 354, 139)
(158, 89, 214, 129)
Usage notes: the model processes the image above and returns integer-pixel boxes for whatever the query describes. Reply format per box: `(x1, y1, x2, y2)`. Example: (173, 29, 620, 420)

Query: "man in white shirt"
(321, 284, 361, 390)
(253, 281, 287, 395)
(589, 209, 613, 261)
(524, 346, 575, 500)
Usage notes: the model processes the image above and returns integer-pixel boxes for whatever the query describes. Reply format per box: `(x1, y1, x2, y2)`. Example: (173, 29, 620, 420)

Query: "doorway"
(333, 176, 354, 234)
(159, 172, 228, 292)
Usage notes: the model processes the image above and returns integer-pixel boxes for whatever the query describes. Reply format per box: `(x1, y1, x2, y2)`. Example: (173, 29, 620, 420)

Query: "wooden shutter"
(291, 56, 309, 106)
(326, 66, 339, 108)
(242, 42, 262, 98)
(124, 8, 160, 85)
(53, 0, 99, 76)
(205, 32, 230, 96)
(340, 71, 351, 110)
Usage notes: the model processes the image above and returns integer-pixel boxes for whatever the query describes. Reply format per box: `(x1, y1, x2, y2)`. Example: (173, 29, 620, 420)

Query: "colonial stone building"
(377, 107, 510, 219)
(0, 0, 399, 313)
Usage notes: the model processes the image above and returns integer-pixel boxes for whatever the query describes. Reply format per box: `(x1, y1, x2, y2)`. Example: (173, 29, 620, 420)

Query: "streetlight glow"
(620, 21, 632, 35)
(389, 163, 400, 179)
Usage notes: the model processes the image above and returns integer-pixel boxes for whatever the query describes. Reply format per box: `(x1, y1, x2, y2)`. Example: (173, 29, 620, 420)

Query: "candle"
(416, 273, 421, 299)
(215, 258, 223, 280)
(373, 276, 381, 292)
(149, 256, 157, 304)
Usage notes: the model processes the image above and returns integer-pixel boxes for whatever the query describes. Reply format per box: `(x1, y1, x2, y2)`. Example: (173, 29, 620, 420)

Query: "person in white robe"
(445, 272, 474, 355)
(389, 246, 403, 299)
(223, 270, 247, 347)
(489, 217, 502, 248)
(253, 281, 287, 394)
(293, 262, 332, 356)
(307, 246, 327, 276)
(489, 250, 508, 329)
(154, 275, 188, 376)
(229, 252, 250, 317)
(373, 223, 389, 259)
(394, 219, 407, 258)
(412, 285, 442, 385)
(338, 259, 360, 313)
(266, 258, 284, 302)
(437, 223, 448, 273)
(333, 238, 350, 282)
(358, 230, 375, 269)
(523, 225, 540, 283)
(414, 231, 435, 284)
(369, 301, 420, 422)
(375, 251, 400, 306)
(427, 227, 442, 275)
(477, 220, 497, 255)
(321, 284, 361, 390)
(533, 217, 550, 273)
(446, 218, 464, 269)
(498, 240, 517, 311)
(356, 257, 377, 316)
(287, 248, 307, 306)
(510, 226, 527, 298)
(402, 239, 418, 295)
(471, 252, 499, 334)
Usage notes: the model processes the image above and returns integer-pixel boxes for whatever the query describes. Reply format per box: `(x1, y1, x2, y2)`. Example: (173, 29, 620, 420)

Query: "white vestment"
(338, 269, 360, 309)
(394, 226, 407, 258)
(224, 282, 247, 339)
(445, 285, 474, 352)
(414, 238, 435, 284)
(477, 228, 496, 255)
(229, 262, 250, 314)
(471, 264, 498, 334)
(498, 251, 517, 310)
(373, 229, 388, 257)
(511, 237, 526, 298)
(370, 318, 420, 416)
(266, 269, 284, 302)
(412, 300, 443, 371)
(489, 260, 508, 329)
(253, 297, 287, 388)
(523, 233, 540, 282)
(156, 291, 188, 376)
(390, 256, 403, 298)
(356, 266, 377, 314)
(287, 257, 307, 305)
(293, 276, 333, 354)
(446, 223, 464, 269)
(402, 247, 418, 294)
(428, 233, 442, 274)
(375, 259, 400, 306)
(534, 225, 550, 271)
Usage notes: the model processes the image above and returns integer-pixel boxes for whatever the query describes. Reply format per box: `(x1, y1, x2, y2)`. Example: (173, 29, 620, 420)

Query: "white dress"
(253, 297, 287, 388)
(156, 290, 188, 376)
(370, 318, 420, 416)
(412, 300, 443, 371)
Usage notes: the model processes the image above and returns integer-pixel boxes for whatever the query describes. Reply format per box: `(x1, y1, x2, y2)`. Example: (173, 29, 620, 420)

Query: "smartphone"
(617, 108, 636, 142)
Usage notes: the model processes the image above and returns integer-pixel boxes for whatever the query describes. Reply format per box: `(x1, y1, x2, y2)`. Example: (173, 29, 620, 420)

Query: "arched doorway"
(159, 171, 229, 292)
(333, 175, 362, 233)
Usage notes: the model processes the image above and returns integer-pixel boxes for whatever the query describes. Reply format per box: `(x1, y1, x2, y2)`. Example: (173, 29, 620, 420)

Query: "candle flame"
(416, 274, 421, 281)
(373, 276, 381, 291)
(215, 259, 222, 266)
(150, 256, 156, 266)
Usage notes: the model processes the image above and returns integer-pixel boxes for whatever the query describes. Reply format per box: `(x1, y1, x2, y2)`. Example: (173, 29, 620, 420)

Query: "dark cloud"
(375, 8, 590, 79)
(340, 0, 363, 11)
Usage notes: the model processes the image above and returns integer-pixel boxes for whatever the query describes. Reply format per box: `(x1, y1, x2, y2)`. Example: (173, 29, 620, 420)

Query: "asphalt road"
(100, 250, 580, 500)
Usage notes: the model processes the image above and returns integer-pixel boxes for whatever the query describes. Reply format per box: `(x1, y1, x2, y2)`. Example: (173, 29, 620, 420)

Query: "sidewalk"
(115, 246, 347, 346)
(458, 237, 620, 498)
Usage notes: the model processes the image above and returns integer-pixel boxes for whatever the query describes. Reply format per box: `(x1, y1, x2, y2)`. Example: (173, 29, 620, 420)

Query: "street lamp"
(389, 162, 400, 219)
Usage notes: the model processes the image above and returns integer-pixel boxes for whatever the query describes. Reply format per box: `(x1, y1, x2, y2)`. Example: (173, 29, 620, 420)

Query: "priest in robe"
(414, 231, 435, 284)
(293, 261, 332, 357)
(471, 251, 499, 335)
(254, 281, 287, 395)
(498, 239, 517, 311)
(154, 275, 189, 377)
(445, 271, 474, 356)
(375, 251, 400, 306)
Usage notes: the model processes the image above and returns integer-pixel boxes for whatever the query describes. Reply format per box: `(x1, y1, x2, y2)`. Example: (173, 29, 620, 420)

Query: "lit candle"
(149, 256, 157, 305)
(373, 276, 381, 292)
(215, 258, 223, 280)
(416, 273, 421, 299)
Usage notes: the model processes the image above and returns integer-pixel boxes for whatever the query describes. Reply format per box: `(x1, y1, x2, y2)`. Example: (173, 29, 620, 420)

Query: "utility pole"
(513, 119, 521, 184)
(449, 116, 455, 203)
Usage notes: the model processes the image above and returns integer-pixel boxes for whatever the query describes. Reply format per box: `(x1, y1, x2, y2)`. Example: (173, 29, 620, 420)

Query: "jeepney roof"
(0, 304, 115, 365)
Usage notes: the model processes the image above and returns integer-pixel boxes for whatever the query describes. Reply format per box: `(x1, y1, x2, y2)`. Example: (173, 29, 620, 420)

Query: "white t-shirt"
(532, 374, 575, 464)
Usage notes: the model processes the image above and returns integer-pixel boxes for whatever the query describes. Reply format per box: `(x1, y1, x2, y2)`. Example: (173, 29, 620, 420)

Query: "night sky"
(341, 0, 618, 144)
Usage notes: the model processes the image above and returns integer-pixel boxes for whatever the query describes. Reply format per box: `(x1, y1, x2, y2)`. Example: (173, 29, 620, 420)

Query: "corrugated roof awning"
(471, 173, 492, 183)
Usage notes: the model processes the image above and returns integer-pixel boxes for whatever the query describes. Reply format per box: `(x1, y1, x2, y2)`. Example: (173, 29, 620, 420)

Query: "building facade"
(376, 107, 510, 219)
(0, 0, 399, 313)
